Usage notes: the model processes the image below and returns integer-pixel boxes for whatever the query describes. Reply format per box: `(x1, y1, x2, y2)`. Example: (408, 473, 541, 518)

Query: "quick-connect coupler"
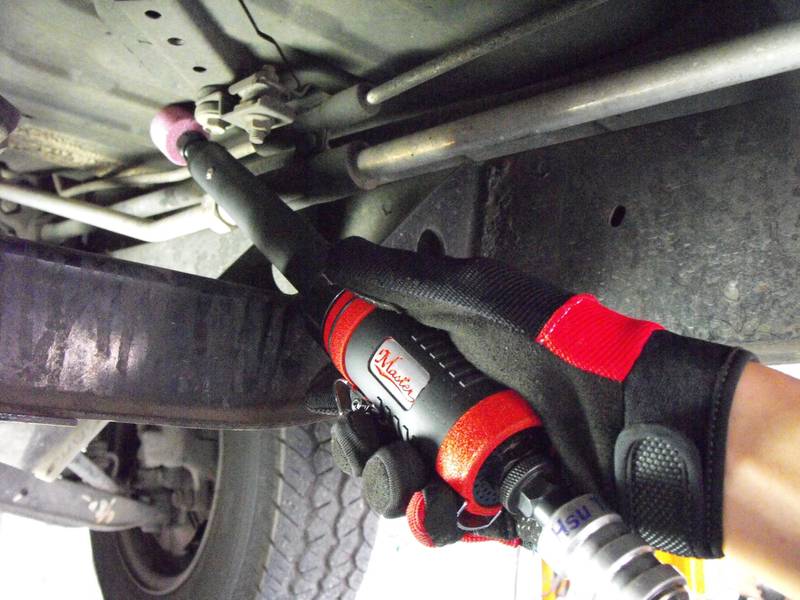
(500, 457, 690, 600)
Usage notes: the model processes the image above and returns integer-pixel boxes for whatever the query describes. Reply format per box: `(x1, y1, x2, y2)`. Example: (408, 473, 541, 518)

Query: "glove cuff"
(618, 334, 755, 557)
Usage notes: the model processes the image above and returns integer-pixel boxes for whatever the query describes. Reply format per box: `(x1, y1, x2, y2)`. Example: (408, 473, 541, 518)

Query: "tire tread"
(257, 424, 377, 600)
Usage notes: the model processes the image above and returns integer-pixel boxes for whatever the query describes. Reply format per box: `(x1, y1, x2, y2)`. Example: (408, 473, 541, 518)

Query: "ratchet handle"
(323, 290, 541, 515)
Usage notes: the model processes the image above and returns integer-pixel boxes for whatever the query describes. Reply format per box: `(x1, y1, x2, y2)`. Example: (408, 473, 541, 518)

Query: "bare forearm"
(723, 362, 800, 598)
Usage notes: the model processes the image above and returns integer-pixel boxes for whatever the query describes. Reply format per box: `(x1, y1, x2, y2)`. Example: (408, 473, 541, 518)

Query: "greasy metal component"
(0, 183, 227, 243)
(333, 170, 450, 246)
(0, 462, 168, 532)
(223, 66, 295, 145)
(301, 142, 376, 197)
(481, 94, 800, 362)
(0, 420, 108, 481)
(107, 425, 220, 594)
(38, 144, 295, 243)
(355, 22, 800, 184)
(364, 0, 610, 105)
(0, 236, 328, 427)
(54, 141, 255, 200)
(67, 453, 121, 494)
(0, 0, 681, 173)
(32, 420, 110, 482)
(333, 47, 800, 166)
(108, 164, 430, 279)
(533, 495, 688, 600)
(0, 200, 44, 242)
(137, 427, 216, 491)
(0, 93, 20, 153)
(295, 84, 380, 132)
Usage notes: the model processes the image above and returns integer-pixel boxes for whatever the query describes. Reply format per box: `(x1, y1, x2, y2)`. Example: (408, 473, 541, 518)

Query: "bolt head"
(516, 478, 557, 518)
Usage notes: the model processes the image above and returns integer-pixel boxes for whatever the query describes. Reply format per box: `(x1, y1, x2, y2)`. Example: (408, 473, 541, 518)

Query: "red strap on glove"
(535, 293, 663, 382)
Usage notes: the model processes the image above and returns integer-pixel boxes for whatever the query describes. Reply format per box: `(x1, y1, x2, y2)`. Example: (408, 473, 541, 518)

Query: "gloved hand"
(329, 410, 520, 547)
(323, 237, 756, 558)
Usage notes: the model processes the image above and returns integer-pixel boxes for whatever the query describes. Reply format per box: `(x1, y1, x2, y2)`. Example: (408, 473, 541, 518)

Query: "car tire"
(91, 423, 377, 599)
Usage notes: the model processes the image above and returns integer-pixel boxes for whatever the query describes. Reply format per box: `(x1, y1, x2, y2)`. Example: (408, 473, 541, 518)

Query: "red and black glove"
(324, 237, 755, 558)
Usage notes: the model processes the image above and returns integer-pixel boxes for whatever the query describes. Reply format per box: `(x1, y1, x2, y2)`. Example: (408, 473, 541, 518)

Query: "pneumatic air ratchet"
(151, 106, 690, 600)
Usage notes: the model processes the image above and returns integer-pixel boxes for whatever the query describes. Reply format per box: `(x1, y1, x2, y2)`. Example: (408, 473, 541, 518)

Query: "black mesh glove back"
(324, 237, 755, 558)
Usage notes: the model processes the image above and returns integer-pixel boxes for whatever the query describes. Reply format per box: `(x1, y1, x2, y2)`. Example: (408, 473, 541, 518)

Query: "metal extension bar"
(356, 21, 800, 184)
(0, 182, 229, 243)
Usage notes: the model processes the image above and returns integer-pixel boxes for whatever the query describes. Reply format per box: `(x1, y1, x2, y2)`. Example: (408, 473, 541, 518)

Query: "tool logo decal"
(370, 338, 430, 410)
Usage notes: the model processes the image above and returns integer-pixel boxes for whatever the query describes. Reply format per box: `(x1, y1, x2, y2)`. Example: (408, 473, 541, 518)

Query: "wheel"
(91, 423, 377, 600)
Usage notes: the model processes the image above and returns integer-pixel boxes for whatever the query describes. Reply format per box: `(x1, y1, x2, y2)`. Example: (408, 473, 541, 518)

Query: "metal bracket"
(0, 462, 168, 531)
(195, 87, 233, 135)
(383, 163, 484, 258)
(195, 66, 296, 144)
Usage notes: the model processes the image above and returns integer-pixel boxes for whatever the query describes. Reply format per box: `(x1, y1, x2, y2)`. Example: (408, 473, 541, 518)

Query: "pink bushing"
(149, 104, 206, 166)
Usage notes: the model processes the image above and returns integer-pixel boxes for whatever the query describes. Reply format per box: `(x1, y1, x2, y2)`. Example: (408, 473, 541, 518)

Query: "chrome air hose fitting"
(500, 457, 689, 600)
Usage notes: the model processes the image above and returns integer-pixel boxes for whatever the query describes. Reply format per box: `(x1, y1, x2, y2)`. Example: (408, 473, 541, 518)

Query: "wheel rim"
(113, 427, 222, 595)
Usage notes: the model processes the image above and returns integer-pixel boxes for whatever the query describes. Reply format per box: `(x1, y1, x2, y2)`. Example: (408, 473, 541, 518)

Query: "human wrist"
(722, 363, 800, 598)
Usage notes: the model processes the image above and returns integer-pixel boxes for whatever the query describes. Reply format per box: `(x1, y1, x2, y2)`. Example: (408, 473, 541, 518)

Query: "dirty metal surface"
(481, 95, 800, 362)
(383, 163, 483, 258)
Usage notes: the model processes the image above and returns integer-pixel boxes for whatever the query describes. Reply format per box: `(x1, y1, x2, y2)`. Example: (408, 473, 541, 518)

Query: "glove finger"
(331, 411, 381, 477)
(362, 441, 428, 518)
(304, 364, 343, 416)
